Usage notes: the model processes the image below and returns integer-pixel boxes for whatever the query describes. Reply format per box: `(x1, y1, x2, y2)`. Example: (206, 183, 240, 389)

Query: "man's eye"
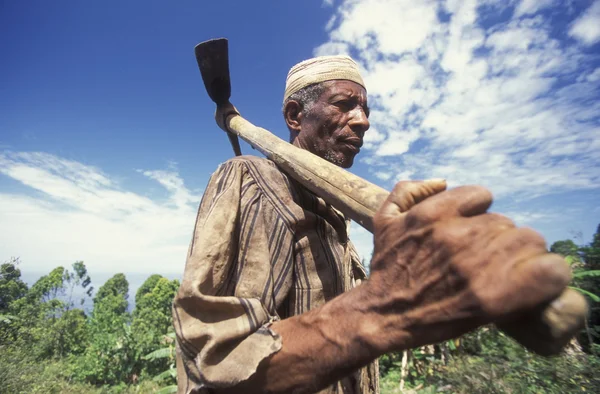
(335, 100, 353, 110)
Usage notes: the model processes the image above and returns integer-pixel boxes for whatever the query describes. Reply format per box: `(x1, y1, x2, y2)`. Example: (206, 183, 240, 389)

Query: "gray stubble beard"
(324, 149, 346, 167)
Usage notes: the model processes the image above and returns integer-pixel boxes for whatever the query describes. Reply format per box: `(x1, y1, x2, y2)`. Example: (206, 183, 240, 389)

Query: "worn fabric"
(173, 155, 379, 394)
(283, 55, 366, 102)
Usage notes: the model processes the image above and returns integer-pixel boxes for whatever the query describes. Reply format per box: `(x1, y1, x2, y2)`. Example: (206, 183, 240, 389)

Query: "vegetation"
(1, 223, 598, 393)
(0, 259, 179, 393)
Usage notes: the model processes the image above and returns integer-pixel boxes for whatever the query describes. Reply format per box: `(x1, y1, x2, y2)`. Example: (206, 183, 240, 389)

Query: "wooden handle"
(225, 113, 388, 232)
(221, 108, 587, 356)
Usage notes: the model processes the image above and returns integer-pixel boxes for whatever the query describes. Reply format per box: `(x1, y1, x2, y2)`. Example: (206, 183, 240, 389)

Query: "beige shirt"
(173, 156, 379, 394)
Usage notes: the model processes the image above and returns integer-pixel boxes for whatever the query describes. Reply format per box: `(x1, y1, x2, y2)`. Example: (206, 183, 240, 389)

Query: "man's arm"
(224, 180, 571, 394)
(173, 159, 294, 391)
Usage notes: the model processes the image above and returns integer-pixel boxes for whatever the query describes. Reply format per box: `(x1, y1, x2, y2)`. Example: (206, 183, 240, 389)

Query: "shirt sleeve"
(173, 159, 296, 393)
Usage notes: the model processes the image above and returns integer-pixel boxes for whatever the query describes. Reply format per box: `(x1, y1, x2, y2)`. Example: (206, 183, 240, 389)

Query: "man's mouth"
(340, 137, 363, 153)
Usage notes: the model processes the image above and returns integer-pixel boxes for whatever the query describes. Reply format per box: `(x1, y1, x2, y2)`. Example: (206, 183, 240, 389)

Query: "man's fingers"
(476, 227, 570, 318)
(406, 185, 493, 226)
(497, 288, 588, 356)
(506, 252, 571, 310)
(378, 179, 447, 217)
(431, 213, 516, 257)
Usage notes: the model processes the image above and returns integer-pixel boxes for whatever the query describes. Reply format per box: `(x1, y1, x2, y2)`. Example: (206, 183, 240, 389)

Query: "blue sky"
(1, 0, 599, 294)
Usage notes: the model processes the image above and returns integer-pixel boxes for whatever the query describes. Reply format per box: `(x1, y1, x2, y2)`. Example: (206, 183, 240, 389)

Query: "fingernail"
(425, 178, 446, 183)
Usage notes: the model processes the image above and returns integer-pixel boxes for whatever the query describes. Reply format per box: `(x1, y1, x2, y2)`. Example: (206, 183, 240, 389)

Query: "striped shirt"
(173, 155, 379, 394)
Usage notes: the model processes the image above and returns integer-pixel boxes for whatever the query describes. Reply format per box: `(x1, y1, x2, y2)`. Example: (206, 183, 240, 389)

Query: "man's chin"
(340, 157, 355, 168)
(324, 152, 355, 168)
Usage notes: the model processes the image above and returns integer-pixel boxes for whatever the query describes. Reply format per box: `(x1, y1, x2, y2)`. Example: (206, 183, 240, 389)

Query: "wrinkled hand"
(368, 181, 572, 350)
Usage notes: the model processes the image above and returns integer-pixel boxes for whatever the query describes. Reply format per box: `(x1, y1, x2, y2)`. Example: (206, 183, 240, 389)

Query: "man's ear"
(284, 100, 303, 133)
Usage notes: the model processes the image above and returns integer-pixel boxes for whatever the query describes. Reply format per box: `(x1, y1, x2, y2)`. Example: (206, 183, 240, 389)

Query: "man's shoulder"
(217, 155, 283, 177)
(226, 155, 277, 168)
(214, 155, 301, 215)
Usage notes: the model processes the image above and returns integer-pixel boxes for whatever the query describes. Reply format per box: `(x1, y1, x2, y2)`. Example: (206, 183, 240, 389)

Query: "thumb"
(378, 179, 447, 217)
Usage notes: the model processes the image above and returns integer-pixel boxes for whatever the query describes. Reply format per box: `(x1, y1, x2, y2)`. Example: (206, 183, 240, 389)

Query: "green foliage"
(70, 323, 137, 385)
(572, 287, 600, 302)
(0, 258, 29, 344)
(0, 257, 28, 311)
(93, 273, 129, 321)
(379, 352, 403, 377)
(426, 328, 600, 394)
(131, 275, 180, 378)
(380, 328, 600, 393)
(550, 239, 580, 259)
(143, 331, 177, 392)
(3, 262, 93, 359)
(72, 273, 134, 385)
(0, 344, 165, 394)
(1, 261, 180, 392)
(144, 347, 174, 360)
(550, 229, 600, 353)
(135, 274, 162, 306)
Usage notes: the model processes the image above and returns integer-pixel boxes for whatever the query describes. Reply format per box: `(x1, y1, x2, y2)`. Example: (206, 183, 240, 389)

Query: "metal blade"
(195, 38, 231, 106)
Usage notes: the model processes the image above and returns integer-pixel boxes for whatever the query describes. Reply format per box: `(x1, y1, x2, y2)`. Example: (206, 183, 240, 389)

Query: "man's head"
(283, 56, 370, 169)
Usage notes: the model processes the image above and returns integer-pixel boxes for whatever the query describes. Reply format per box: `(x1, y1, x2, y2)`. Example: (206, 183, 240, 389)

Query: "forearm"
(222, 282, 409, 394)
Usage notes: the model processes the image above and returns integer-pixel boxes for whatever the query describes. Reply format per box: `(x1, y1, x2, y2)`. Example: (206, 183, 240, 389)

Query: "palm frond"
(569, 286, 600, 302)
(155, 385, 177, 394)
(572, 270, 600, 279)
(143, 347, 172, 360)
(152, 368, 176, 382)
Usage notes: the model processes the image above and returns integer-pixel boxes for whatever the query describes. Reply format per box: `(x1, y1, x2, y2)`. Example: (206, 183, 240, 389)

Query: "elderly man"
(173, 56, 569, 394)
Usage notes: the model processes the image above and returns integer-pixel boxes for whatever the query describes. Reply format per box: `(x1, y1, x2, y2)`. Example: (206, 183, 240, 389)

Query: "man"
(173, 56, 570, 394)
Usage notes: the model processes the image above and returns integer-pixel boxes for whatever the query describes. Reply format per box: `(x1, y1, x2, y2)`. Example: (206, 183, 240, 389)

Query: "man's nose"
(349, 107, 370, 137)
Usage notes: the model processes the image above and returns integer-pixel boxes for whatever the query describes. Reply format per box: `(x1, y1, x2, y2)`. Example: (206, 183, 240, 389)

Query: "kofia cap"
(283, 55, 365, 102)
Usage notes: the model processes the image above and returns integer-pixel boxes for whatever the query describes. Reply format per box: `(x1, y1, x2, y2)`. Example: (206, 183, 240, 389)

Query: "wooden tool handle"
(221, 108, 587, 356)
(224, 112, 389, 232)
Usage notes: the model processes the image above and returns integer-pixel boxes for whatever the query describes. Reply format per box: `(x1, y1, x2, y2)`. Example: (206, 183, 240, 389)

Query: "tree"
(131, 275, 180, 378)
(0, 258, 28, 345)
(550, 228, 600, 353)
(550, 239, 579, 256)
(578, 225, 600, 352)
(0, 257, 28, 311)
(72, 273, 134, 385)
(143, 330, 177, 394)
(4, 262, 93, 359)
(94, 273, 129, 311)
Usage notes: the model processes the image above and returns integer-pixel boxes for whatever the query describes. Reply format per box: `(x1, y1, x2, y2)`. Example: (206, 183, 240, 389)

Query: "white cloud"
(320, 0, 440, 58)
(569, 0, 600, 46)
(499, 210, 554, 227)
(0, 151, 200, 276)
(349, 221, 374, 264)
(374, 171, 392, 181)
(587, 67, 600, 82)
(316, 0, 600, 201)
(514, 0, 556, 18)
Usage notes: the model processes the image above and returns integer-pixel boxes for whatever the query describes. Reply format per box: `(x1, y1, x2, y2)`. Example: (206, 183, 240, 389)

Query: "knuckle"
(432, 221, 458, 243)
(484, 213, 515, 230)
(542, 253, 572, 284)
(456, 185, 493, 203)
(432, 217, 471, 244)
(406, 203, 438, 226)
(391, 180, 417, 194)
(517, 227, 547, 249)
(471, 185, 493, 199)
(389, 181, 421, 213)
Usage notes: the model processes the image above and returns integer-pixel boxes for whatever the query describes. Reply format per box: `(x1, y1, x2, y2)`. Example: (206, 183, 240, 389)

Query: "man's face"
(298, 80, 370, 168)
